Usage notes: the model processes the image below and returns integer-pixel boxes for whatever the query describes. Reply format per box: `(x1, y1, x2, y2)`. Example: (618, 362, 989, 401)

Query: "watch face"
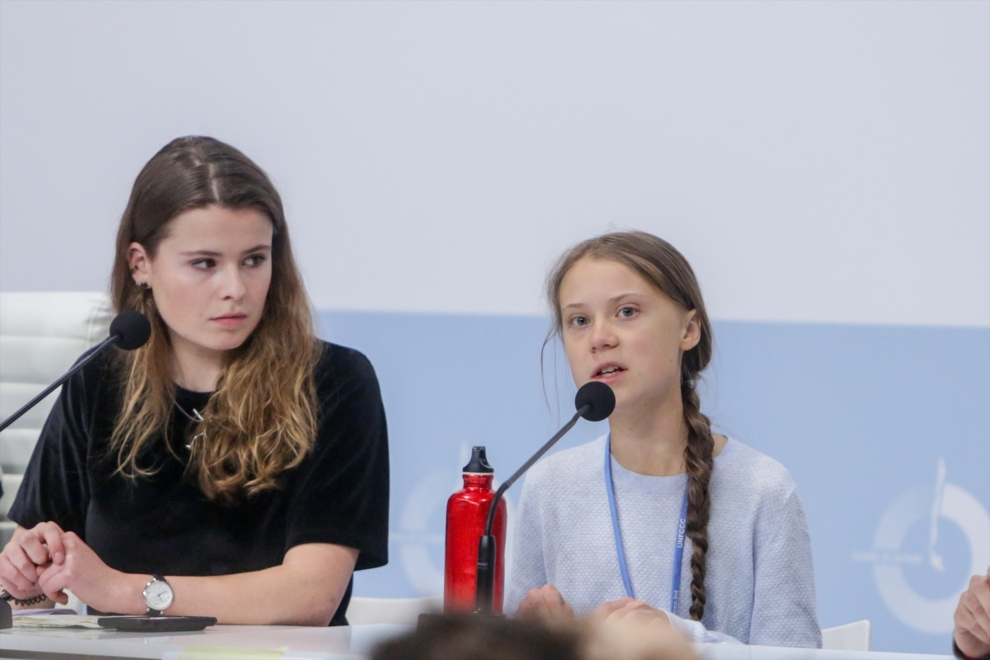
(143, 579, 174, 611)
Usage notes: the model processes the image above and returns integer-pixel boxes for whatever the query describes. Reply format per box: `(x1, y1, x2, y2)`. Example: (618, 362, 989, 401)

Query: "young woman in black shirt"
(0, 137, 389, 626)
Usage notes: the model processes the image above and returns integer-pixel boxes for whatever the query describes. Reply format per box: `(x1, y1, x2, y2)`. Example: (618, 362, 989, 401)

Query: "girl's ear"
(127, 243, 152, 287)
(680, 309, 702, 352)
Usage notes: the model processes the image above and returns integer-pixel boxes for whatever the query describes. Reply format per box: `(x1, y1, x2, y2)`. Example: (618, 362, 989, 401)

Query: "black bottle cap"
(463, 446, 494, 474)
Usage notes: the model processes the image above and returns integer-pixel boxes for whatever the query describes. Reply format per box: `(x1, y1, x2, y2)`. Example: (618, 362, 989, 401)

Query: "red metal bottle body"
(444, 471, 507, 613)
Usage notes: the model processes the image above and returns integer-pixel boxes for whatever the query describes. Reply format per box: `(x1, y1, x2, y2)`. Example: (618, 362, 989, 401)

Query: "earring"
(135, 280, 149, 290)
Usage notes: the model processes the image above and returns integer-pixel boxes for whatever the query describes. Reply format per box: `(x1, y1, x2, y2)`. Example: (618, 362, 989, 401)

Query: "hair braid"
(681, 376, 714, 622)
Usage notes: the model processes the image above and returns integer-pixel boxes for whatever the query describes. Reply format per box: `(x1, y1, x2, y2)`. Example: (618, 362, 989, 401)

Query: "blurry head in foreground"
(371, 615, 581, 660)
(370, 613, 698, 660)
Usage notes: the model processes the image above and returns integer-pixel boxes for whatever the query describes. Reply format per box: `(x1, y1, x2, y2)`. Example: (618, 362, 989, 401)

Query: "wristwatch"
(142, 575, 174, 615)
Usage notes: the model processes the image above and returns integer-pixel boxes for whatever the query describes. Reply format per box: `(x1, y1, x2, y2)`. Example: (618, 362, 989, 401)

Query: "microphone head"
(574, 381, 615, 422)
(109, 311, 152, 351)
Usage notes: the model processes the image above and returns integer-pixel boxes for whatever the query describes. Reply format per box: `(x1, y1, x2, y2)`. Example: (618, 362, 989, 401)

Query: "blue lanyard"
(604, 434, 689, 613)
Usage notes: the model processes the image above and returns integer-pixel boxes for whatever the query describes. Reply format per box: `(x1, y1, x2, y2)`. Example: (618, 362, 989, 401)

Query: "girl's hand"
(586, 599, 687, 660)
(591, 597, 670, 627)
(515, 584, 575, 623)
(588, 602, 690, 660)
(0, 522, 65, 600)
(37, 532, 129, 611)
(954, 568, 990, 659)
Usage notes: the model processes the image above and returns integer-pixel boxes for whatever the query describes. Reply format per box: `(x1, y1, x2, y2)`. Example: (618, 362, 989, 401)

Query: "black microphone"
(0, 311, 151, 433)
(474, 381, 616, 613)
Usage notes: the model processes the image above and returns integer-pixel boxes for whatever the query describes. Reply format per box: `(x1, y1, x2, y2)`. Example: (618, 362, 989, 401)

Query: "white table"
(0, 624, 954, 660)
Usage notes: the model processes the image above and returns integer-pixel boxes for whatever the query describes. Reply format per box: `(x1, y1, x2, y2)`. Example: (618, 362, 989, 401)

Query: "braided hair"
(546, 231, 715, 621)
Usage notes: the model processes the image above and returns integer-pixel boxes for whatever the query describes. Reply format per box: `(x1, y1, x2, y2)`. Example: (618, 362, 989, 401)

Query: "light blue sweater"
(506, 435, 821, 647)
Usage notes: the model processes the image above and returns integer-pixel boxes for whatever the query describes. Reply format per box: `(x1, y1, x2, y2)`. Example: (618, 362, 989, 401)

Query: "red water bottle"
(444, 446, 507, 613)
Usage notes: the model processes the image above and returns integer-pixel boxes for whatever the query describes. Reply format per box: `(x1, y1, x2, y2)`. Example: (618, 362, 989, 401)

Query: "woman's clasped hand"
(1, 522, 123, 610)
(1, 522, 67, 604)
(953, 568, 990, 659)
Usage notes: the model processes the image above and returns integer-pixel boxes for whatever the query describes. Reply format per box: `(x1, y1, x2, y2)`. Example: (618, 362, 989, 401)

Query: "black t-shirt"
(10, 340, 389, 626)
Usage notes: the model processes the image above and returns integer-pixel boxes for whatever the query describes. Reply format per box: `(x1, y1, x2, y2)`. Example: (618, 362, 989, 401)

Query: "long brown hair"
(109, 136, 319, 500)
(546, 231, 715, 621)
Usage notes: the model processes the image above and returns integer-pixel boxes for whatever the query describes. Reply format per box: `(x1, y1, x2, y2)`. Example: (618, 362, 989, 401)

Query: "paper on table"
(13, 615, 104, 629)
(165, 648, 290, 660)
(12, 608, 78, 616)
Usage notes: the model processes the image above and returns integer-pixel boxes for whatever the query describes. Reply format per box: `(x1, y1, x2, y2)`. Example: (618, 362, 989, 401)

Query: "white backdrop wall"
(1, 0, 987, 327)
(1, 1, 988, 654)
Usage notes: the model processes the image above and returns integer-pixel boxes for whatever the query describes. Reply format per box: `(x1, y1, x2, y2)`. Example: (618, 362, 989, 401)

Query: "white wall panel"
(1, 1, 987, 327)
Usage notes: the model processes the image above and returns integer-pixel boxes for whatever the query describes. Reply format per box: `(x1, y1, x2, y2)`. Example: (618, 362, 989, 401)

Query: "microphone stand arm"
(0, 335, 119, 433)
(474, 404, 590, 613)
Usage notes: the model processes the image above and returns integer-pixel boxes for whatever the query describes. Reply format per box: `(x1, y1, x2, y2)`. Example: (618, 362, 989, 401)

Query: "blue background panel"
(319, 310, 989, 653)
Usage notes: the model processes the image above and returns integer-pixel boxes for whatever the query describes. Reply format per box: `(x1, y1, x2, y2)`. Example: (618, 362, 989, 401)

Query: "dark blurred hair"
(371, 615, 584, 660)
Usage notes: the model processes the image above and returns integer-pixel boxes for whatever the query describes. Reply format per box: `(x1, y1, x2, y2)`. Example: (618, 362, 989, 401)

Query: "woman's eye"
(244, 254, 267, 267)
(192, 259, 216, 270)
(618, 307, 637, 318)
(569, 316, 589, 327)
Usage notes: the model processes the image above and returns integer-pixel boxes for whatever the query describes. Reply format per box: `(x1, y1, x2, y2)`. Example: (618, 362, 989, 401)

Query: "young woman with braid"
(0, 137, 389, 625)
(507, 231, 820, 647)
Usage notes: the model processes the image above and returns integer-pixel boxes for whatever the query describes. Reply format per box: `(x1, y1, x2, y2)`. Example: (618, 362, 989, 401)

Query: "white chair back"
(346, 596, 443, 626)
(0, 292, 113, 547)
(821, 619, 871, 651)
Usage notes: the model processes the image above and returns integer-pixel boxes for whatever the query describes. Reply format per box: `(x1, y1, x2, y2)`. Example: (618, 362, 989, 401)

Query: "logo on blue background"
(853, 458, 990, 634)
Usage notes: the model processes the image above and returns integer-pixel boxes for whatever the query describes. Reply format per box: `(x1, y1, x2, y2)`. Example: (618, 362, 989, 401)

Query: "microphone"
(0, 311, 151, 433)
(574, 381, 616, 422)
(109, 310, 153, 350)
(474, 381, 616, 613)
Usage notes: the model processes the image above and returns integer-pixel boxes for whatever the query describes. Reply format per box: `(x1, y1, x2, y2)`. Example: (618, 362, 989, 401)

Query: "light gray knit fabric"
(506, 435, 821, 647)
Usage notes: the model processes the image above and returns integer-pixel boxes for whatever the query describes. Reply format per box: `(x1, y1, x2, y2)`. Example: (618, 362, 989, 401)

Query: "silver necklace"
(174, 400, 205, 449)
(175, 401, 204, 423)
